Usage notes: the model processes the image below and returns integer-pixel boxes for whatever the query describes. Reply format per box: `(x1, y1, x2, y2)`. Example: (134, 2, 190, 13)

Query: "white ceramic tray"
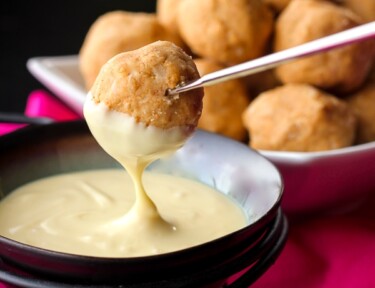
(27, 55, 86, 116)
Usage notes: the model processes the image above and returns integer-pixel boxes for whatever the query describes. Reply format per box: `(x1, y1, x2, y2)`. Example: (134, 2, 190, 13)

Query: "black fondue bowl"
(0, 121, 287, 288)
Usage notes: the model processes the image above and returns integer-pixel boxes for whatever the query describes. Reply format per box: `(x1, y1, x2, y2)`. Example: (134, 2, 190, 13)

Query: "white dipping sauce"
(0, 170, 246, 257)
(0, 94, 247, 257)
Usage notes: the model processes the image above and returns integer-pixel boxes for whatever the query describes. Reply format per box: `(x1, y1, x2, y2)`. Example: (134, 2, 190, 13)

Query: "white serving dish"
(27, 55, 86, 116)
(27, 55, 375, 215)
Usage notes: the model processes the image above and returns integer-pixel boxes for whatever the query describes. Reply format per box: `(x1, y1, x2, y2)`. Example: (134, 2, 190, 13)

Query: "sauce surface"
(0, 169, 246, 257)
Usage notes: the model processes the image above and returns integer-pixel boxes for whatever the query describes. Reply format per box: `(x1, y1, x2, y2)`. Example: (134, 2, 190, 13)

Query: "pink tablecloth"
(1, 90, 375, 288)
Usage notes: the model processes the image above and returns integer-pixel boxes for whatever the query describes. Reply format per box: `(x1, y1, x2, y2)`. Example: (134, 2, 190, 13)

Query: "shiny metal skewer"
(166, 21, 375, 96)
(0, 112, 54, 125)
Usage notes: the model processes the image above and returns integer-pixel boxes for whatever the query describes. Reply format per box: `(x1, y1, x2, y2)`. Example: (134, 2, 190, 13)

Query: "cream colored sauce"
(0, 94, 247, 257)
(83, 95, 192, 226)
(0, 169, 246, 257)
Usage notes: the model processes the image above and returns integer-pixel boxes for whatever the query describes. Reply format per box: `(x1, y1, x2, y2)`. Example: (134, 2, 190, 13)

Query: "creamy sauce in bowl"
(0, 94, 247, 257)
(0, 169, 246, 257)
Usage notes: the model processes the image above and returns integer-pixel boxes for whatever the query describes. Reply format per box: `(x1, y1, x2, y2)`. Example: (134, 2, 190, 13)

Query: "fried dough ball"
(242, 84, 357, 152)
(194, 58, 250, 141)
(347, 81, 375, 144)
(79, 11, 184, 90)
(274, 0, 374, 94)
(177, 0, 274, 65)
(341, 0, 375, 22)
(90, 41, 203, 129)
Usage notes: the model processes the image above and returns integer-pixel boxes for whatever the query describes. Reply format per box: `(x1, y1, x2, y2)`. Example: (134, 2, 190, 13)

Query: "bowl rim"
(0, 210, 288, 287)
(260, 140, 375, 163)
(0, 120, 284, 283)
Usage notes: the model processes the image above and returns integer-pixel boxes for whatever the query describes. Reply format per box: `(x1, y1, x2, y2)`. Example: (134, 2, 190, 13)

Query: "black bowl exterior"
(0, 210, 288, 288)
(0, 121, 284, 285)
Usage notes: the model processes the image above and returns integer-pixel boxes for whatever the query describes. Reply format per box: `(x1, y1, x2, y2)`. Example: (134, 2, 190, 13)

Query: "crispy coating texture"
(177, 0, 274, 64)
(79, 11, 184, 90)
(274, 0, 374, 94)
(195, 58, 250, 141)
(347, 81, 375, 144)
(90, 41, 203, 130)
(242, 84, 357, 152)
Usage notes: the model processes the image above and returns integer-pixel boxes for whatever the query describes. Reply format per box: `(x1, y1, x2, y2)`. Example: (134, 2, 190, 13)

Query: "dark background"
(0, 1, 156, 113)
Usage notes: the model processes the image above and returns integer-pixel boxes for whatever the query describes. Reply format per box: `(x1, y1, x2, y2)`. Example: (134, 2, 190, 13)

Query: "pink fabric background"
(1, 90, 374, 288)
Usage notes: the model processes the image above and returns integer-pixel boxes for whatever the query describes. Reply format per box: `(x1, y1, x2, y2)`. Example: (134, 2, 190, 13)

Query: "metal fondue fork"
(166, 21, 375, 96)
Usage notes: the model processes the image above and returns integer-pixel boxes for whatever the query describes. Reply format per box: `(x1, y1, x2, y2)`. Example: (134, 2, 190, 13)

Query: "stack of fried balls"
(79, 0, 375, 152)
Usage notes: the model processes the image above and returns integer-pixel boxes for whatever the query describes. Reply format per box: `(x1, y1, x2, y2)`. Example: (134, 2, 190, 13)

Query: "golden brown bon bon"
(347, 80, 375, 144)
(274, 0, 374, 94)
(242, 84, 357, 152)
(90, 41, 203, 130)
(177, 0, 274, 65)
(194, 58, 251, 141)
(79, 11, 184, 90)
